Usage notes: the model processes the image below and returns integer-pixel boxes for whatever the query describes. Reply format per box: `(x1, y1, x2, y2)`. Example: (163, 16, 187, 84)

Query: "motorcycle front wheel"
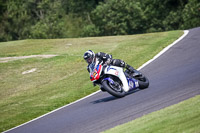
(102, 77, 125, 98)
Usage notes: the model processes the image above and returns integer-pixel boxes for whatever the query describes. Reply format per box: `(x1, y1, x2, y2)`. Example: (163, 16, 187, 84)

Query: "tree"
(1, 0, 199, 41)
(30, 0, 67, 39)
(141, 0, 188, 32)
(0, 0, 67, 41)
(91, 0, 146, 36)
(0, 0, 34, 41)
(182, 0, 200, 29)
(0, 0, 7, 41)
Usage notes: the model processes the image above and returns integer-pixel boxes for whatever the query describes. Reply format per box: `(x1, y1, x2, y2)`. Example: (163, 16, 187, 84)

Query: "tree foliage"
(0, 0, 199, 42)
(182, 0, 200, 29)
(90, 0, 146, 36)
(29, 0, 67, 39)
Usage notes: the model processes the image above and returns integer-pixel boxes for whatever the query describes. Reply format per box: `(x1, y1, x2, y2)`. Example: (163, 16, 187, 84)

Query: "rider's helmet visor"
(86, 57, 93, 64)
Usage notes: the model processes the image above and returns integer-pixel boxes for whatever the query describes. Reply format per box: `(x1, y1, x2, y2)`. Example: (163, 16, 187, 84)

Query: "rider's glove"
(98, 58, 103, 64)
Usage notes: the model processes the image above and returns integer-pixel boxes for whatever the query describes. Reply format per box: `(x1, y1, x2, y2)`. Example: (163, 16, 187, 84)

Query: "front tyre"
(102, 79, 125, 98)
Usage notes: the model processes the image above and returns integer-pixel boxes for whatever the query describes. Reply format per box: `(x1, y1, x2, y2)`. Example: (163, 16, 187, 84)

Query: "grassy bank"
(103, 95, 200, 133)
(0, 31, 183, 132)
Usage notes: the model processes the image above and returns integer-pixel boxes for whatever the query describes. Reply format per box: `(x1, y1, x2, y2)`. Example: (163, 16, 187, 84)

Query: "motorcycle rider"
(83, 50, 141, 91)
(83, 50, 139, 75)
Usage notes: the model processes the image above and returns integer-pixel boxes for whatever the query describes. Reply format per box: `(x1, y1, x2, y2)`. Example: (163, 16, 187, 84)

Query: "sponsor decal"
(107, 66, 117, 71)
(128, 80, 134, 89)
(115, 71, 119, 76)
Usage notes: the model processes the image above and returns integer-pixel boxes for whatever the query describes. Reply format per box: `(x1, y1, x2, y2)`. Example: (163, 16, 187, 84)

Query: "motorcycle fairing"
(90, 64, 103, 82)
(104, 66, 129, 92)
(127, 78, 139, 90)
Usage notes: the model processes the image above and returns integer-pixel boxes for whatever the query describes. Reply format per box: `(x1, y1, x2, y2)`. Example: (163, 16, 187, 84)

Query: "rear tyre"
(135, 74, 149, 89)
(126, 69, 149, 89)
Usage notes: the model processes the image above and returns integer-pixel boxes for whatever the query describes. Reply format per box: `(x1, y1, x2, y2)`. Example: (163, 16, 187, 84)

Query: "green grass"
(103, 95, 200, 133)
(0, 31, 183, 132)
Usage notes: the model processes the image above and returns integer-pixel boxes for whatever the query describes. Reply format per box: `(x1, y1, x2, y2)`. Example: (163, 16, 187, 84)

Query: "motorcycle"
(89, 60, 149, 98)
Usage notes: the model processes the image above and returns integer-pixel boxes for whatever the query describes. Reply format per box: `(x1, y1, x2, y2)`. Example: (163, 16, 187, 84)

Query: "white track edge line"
(138, 30, 189, 70)
(3, 30, 189, 133)
(3, 90, 101, 133)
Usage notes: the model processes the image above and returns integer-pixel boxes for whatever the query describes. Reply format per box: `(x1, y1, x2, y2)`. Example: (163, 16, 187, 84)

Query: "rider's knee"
(112, 59, 126, 67)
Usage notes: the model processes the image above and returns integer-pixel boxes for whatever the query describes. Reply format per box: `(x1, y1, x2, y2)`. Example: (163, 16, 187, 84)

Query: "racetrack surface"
(5, 27, 200, 133)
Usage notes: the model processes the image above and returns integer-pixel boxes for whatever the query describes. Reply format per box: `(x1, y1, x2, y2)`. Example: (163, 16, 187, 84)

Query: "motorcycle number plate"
(93, 72, 97, 77)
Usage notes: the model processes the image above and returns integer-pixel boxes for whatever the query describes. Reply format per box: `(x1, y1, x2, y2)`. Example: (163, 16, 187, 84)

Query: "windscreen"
(88, 63, 96, 73)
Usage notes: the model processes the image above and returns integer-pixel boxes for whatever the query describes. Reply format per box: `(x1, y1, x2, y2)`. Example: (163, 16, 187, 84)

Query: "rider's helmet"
(83, 50, 95, 64)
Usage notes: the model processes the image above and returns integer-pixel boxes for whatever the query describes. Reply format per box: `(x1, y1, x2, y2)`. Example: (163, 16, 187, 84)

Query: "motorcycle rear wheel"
(135, 74, 149, 89)
(126, 69, 149, 89)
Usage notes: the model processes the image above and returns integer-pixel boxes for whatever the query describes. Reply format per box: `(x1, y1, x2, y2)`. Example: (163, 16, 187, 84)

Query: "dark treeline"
(0, 0, 199, 42)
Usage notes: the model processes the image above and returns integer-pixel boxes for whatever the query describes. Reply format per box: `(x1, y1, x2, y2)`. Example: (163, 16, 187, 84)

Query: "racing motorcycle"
(89, 60, 149, 98)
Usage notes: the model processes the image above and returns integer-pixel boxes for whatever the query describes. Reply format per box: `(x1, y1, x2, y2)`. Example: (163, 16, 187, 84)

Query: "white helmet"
(83, 50, 95, 64)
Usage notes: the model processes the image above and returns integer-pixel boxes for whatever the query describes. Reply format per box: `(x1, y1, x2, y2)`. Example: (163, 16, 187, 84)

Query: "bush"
(182, 0, 200, 29)
(91, 0, 146, 36)
(81, 24, 100, 37)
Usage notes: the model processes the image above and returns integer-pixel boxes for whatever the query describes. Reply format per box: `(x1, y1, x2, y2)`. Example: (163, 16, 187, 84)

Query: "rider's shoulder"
(96, 52, 103, 57)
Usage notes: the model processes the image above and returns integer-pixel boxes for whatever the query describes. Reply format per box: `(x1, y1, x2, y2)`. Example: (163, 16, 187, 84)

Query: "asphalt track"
(5, 27, 200, 133)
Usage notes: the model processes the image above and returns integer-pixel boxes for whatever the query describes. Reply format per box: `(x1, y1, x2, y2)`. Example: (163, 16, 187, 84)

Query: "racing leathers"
(87, 52, 140, 91)
(87, 52, 136, 74)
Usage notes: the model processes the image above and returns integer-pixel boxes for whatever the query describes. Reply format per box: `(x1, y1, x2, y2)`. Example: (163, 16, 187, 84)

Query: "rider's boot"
(126, 64, 141, 77)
